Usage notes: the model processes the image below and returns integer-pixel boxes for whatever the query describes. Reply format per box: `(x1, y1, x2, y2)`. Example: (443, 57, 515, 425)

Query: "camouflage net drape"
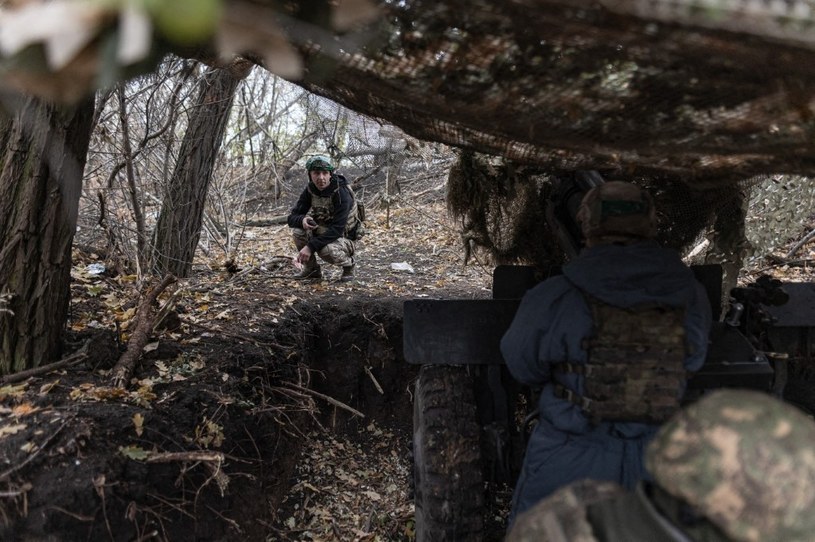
(4, 0, 815, 264)
(296, 0, 815, 185)
(447, 152, 815, 269)
(291, 0, 815, 267)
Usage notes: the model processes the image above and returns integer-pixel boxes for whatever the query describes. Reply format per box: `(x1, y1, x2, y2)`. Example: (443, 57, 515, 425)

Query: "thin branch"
(0, 341, 90, 385)
(0, 419, 70, 482)
(110, 275, 177, 388)
(785, 227, 815, 259)
(279, 382, 365, 419)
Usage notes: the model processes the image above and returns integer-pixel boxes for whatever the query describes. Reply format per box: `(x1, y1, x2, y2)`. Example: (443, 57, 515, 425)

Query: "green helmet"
(647, 389, 815, 542)
(306, 155, 335, 172)
(576, 181, 657, 242)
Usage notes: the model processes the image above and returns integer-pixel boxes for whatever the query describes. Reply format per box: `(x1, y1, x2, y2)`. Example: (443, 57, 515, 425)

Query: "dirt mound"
(0, 298, 415, 541)
(0, 201, 489, 541)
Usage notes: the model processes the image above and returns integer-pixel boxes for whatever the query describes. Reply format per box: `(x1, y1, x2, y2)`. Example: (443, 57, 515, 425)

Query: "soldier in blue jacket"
(501, 181, 712, 524)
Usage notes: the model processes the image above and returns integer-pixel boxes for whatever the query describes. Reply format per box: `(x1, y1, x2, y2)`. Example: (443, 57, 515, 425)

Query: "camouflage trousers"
(292, 228, 355, 269)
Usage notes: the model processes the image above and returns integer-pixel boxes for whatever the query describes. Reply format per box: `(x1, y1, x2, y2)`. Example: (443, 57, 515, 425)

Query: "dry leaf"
(132, 413, 144, 437)
(11, 403, 39, 417)
(39, 380, 59, 395)
(0, 0, 105, 69)
(363, 490, 381, 501)
(0, 383, 28, 400)
(120, 445, 150, 461)
(0, 423, 27, 438)
(219, 4, 303, 79)
(118, 2, 152, 65)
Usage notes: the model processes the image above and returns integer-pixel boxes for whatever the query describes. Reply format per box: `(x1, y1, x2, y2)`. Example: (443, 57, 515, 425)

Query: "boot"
(340, 263, 355, 282)
(294, 264, 322, 280)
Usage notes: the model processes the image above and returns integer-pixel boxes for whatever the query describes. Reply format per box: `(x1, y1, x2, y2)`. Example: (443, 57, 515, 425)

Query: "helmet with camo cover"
(576, 181, 657, 244)
(646, 389, 815, 542)
(306, 155, 335, 172)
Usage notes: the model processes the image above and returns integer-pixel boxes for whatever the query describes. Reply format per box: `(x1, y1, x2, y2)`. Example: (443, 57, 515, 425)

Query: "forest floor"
(0, 193, 501, 542)
(3, 188, 815, 542)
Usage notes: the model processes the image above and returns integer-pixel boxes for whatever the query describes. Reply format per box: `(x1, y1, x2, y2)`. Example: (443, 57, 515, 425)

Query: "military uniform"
(501, 182, 713, 523)
(507, 389, 815, 542)
(287, 156, 361, 280)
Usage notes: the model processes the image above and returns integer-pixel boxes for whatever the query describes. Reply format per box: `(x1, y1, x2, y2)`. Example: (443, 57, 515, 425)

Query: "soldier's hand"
(297, 246, 313, 264)
(303, 217, 317, 230)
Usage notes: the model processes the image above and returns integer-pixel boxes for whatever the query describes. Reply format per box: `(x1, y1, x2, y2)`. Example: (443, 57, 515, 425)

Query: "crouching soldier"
(287, 155, 363, 282)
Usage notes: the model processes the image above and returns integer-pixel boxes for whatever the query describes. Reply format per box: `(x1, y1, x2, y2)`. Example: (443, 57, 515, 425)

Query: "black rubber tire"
(413, 364, 484, 542)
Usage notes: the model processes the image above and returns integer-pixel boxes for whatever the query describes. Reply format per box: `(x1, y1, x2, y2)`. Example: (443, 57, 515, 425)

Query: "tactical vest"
(553, 295, 687, 424)
(308, 181, 361, 239)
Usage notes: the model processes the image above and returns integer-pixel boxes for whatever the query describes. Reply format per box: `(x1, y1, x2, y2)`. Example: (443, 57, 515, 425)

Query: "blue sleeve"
(501, 279, 589, 386)
(683, 281, 713, 372)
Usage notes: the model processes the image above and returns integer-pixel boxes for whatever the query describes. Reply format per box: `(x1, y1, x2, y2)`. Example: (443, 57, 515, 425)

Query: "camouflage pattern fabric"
(293, 228, 355, 268)
(559, 296, 687, 423)
(308, 187, 357, 233)
(577, 181, 657, 243)
(506, 479, 624, 542)
(308, 186, 360, 237)
(647, 389, 815, 542)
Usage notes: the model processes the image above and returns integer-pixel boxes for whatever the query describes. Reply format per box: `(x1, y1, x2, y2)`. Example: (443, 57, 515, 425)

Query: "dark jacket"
(501, 241, 712, 520)
(287, 173, 354, 252)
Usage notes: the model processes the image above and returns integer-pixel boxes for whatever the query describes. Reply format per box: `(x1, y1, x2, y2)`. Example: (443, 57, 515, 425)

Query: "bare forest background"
(77, 54, 815, 285)
(2, 52, 815, 377)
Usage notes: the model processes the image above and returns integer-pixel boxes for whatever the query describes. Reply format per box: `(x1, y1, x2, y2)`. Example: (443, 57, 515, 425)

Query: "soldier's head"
(576, 181, 657, 247)
(647, 389, 815, 542)
(306, 155, 335, 190)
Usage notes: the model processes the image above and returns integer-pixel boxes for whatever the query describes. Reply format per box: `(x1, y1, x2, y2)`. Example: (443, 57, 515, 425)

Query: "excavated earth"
(0, 201, 502, 542)
(3, 197, 815, 542)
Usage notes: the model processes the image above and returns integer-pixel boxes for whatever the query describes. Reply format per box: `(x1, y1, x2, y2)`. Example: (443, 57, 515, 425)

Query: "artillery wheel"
(413, 364, 484, 541)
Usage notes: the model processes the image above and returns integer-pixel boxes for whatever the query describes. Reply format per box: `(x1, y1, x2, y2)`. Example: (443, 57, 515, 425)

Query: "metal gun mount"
(405, 264, 777, 391)
(406, 263, 815, 541)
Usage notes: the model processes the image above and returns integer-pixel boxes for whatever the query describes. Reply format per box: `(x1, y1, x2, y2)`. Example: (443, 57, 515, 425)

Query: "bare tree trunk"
(117, 84, 147, 269)
(0, 93, 95, 375)
(151, 59, 252, 277)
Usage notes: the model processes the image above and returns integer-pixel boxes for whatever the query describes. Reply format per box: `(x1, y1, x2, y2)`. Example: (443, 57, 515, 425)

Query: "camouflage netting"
(445, 150, 814, 273)
(288, 1, 815, 265)
(3, 0, 815, 264)
(296, 0, 815, 184)
(445, 151, 748, 266)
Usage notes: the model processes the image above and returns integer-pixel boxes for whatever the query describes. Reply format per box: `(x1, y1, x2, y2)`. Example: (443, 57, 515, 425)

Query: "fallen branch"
(110, 275, 177, 388)
(764, 255, 815, 268)
(786, 228, 815, 259)
(152, 287, 183, 333)
(0, 419, 70, 482)
(281, 382, 365, 418)
(0, 340, 90, 385)
(241, 215, 288, 227)
(364, 366, 384, 395)
(145, 451, 225, 463)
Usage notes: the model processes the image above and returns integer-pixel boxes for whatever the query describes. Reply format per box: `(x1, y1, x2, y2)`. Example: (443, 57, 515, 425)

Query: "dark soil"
(0, 201, 497, 542)
(6, 196, 814, 542)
